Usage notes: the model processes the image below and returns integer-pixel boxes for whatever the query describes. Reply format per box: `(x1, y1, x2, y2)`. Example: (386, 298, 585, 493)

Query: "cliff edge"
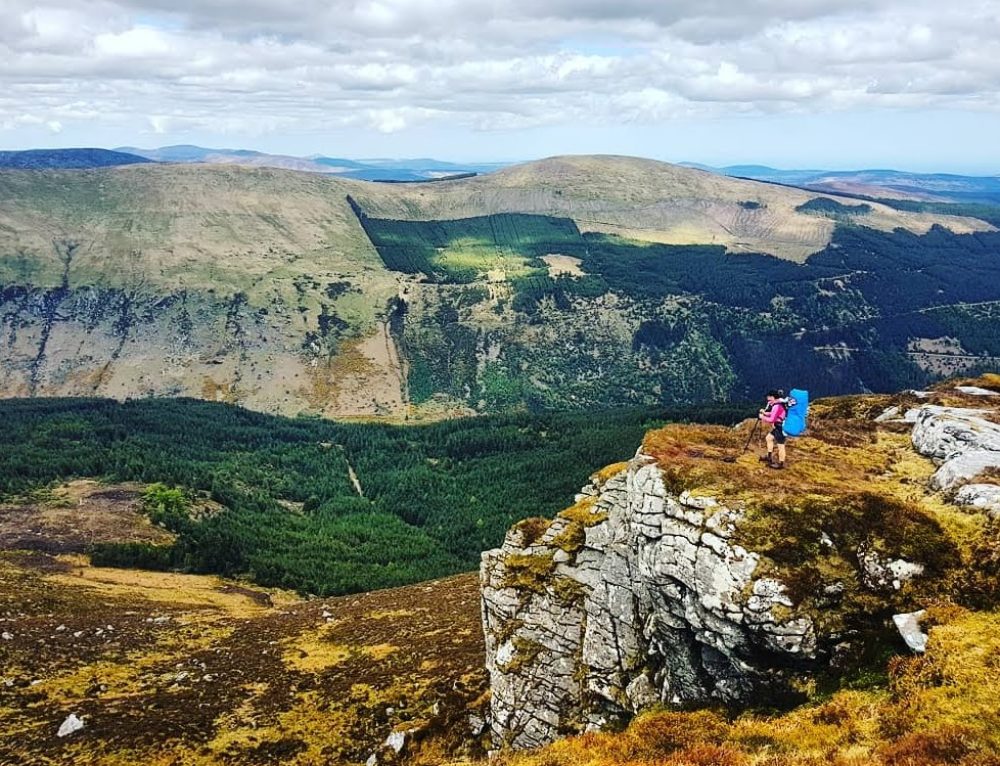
(482, 376, 1000, 750)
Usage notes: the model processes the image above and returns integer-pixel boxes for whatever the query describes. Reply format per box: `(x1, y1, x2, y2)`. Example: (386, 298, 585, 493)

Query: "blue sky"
(3, 0, 1000, 173)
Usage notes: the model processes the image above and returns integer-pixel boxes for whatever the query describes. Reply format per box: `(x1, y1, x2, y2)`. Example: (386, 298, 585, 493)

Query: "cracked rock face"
(481, 455, 828, 751)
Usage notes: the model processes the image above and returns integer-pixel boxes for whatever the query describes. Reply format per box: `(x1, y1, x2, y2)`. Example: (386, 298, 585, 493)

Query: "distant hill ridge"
(688, 162, 1000, 203)
(0, 148, 153, 170)
(116, 143, 506, 180)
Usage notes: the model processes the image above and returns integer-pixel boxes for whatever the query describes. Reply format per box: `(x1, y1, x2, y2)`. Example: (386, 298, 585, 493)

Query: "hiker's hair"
(767, 389, 780, 398)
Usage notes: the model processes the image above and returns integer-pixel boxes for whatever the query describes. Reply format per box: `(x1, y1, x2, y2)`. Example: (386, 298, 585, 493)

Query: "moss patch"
(501, 552, 556, 594)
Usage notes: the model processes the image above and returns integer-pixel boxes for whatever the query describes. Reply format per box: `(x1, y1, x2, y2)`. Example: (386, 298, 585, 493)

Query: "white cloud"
(1, 0, 999, 148)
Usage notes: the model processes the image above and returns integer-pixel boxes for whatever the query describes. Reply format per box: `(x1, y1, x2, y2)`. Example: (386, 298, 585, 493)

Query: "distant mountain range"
(686, 163, 1000, 204)
(0, 145, 507, 181)
(4, 146, 998, 201)
(116, 144, 508, 180)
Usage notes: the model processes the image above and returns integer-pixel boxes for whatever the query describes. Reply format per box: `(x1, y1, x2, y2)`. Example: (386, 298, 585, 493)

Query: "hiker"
(759, 390, 788, 469)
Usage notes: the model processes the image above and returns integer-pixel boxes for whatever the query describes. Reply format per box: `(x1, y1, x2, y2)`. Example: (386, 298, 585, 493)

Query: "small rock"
(955, 386, 1000, 397)
(955, 483, 1000, 516)
(1, 632, 12, 641)
(468, 713, 487, 736)
(679, 490, 718, 509)
(893, 610, 928, 653)
(384, 730, 407, 754)
(365, 754, 378, 766)
(57, 713, 85, 738)
(625, 674, 660, 712)
(874, 405, 902, 423)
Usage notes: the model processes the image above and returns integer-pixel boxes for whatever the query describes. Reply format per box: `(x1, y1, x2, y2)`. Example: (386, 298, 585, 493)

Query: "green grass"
(353, 209, 583, 283)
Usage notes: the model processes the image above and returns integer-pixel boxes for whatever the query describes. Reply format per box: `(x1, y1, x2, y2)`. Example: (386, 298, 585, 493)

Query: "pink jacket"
(762, 402, 787, 424)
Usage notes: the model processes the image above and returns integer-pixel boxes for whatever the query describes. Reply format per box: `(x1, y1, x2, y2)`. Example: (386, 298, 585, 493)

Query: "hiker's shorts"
(771, 425, 787, 444)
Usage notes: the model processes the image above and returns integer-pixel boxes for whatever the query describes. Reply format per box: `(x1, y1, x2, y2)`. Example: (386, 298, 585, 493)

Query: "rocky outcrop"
(955, 484, 1000, 517)
(481, 392, 998, 751)
(910, 405, 1000, 489)
(481, 456, 920, 750)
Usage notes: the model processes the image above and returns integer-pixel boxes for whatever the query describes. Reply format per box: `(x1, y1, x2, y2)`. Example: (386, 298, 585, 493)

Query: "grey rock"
(469, 713, 487, 736)
(874, 405, 902, 423)
(482, 452, 852, 750)
(625, 674, 659, 712)
(384, 730, 408, 754)
(955, 386, 1000, 397)
(893, 610, 929, 653)
(57, 713, 85, 738)
(955, 483, 1000, 517)
(910, 406, 1000, 489)
(859, 543, 923, 592)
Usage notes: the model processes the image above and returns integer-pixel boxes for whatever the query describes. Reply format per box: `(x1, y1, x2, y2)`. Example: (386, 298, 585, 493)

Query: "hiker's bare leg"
(765, 432, 775, 461)
(777, 443, 786, 465)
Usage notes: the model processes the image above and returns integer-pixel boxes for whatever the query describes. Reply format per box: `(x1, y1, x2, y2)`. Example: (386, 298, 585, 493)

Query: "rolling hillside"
(0, 157, 997, 418)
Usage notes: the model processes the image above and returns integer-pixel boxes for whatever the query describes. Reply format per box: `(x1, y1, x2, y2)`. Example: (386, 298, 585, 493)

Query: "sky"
(2, 0, 1000, 172)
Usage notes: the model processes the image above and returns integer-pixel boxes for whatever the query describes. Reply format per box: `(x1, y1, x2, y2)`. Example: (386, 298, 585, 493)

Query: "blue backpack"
(783, 389, 809, 437)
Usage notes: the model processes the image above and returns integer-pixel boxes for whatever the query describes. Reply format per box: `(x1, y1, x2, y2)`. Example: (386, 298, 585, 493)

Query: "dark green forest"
(356, 205, 1000, 405)
(0, 397, 750, 595)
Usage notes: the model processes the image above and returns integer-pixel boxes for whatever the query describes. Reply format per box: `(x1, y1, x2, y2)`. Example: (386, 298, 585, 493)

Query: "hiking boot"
(759, 453, 772, 464)
(768, 462, 785, 470)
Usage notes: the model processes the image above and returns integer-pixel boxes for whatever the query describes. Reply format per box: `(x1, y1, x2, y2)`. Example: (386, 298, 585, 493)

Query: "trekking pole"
(740, 418, 761, 455)
(722, 418, 760, 463)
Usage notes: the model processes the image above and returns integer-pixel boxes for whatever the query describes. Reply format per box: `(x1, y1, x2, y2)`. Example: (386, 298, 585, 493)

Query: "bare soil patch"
(0, 481, 173, 554)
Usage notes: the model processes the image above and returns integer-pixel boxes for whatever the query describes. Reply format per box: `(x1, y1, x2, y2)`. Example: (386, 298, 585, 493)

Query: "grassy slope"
(3, 381, 1000, 765)
(0, 164, 383, 295)
(0, 552, 487, 766)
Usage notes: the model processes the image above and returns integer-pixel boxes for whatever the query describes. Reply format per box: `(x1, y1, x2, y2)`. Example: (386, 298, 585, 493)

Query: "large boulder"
(910, 405, 1000, 489)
